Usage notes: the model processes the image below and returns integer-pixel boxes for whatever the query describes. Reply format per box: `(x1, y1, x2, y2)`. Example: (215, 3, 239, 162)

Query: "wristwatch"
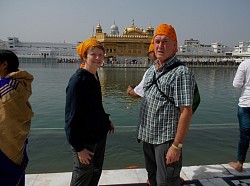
(172, 142, 183, 149)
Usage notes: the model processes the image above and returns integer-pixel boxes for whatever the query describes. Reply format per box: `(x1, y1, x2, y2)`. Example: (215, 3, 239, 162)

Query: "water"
(19, 62, 249, 174)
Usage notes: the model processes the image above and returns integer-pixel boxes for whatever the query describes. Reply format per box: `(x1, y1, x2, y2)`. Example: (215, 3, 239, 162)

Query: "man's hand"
(166, 145, 181, 164)
(126, 85, 141, 98)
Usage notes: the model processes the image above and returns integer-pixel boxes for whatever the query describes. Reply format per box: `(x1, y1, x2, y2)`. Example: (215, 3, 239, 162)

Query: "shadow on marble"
(182, 164, 231, 180)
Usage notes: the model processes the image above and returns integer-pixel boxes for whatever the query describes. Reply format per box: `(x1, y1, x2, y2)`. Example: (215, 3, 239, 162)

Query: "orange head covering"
(77, 38, 103, 68)
(154, 23, 178, 52)
(77, 38, 103, 59)
(155, 23, 177, 41)
(148, 43, 154, 53)
(147, 43, 154, 58)
(147, 38, 154, 56)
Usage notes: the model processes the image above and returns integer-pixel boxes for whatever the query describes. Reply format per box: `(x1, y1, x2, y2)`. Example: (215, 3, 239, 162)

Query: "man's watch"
(172, 142, 183, 150)
(176, 143, 183, 148)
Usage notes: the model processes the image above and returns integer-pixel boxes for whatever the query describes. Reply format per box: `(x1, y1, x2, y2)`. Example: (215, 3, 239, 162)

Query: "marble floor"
(25, 163, 250, 186)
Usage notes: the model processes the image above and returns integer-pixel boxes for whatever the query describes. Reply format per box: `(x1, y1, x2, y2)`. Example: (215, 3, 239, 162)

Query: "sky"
(0, 0, 249, 47)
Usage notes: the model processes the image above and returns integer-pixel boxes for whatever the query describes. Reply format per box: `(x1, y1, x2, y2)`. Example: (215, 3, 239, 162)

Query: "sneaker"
(228, 161, 243, 172)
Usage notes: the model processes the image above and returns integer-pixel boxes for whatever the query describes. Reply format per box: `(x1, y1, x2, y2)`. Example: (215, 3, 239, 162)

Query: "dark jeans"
(143, 141, 182, 186)
(70, 136, 107, 186)
(0, 148, 28, 186)
(237, 106, 250, 163)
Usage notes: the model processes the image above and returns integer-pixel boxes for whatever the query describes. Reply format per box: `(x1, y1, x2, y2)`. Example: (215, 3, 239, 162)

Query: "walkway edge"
(25, 163, 250, 186)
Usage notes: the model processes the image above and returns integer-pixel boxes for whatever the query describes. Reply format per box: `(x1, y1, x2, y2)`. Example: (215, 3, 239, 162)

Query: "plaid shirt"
(137, 56, 195, 144)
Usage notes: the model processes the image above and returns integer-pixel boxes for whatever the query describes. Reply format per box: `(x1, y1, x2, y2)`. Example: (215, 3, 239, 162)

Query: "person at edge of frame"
(228, 59, 250, 173)
(0, 49, 34, 186)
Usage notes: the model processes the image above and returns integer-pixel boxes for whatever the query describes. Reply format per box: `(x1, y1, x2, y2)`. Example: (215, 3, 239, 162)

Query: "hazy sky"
(1, 0, 249, 47)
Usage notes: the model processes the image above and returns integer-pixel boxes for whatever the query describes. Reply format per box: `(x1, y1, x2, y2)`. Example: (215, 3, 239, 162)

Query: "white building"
(0, 39, 8, 49)
(3, 37, 78, 59)
(233, 41, 250, 56)
(230, 41, 250, 63)
(178, 38, 232, 55)
(1, 36, 249, 63)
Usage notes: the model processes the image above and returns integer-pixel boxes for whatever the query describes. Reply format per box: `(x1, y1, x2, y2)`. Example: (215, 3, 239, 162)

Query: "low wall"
(103, 61, 240, 68)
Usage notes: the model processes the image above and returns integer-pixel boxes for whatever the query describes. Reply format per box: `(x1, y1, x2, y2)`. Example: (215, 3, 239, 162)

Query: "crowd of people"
(0, 22, 249, 186)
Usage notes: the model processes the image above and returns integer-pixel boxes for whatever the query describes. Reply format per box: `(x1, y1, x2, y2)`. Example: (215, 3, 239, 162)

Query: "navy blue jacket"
(65, 68, 110, 152)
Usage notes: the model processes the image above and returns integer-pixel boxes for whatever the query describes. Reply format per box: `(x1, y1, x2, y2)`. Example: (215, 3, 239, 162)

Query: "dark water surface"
(20, 62, 249, 174)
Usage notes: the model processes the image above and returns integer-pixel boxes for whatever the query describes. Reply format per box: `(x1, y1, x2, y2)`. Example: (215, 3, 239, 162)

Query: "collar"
(154, 55, 177, 72)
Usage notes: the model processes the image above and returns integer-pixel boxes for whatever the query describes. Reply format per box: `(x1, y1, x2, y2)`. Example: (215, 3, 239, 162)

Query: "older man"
(137, 24, 196, 186)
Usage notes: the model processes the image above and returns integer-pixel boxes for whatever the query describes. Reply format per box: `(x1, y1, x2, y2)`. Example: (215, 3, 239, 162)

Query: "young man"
(137, 24, 196, 186)
(228, 59, 250, 172)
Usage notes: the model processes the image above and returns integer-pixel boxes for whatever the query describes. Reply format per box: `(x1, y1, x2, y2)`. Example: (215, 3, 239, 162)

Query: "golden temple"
(91, 20, 154, 64)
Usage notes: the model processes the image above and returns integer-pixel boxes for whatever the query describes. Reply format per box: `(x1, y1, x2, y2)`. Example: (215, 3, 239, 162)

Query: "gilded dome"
(147, 25, 154, 31)
(96, 23, 102, 30)
(123, 20, 144, 35)
(146, 25, 154, 35)
(96, 22, 103, 33)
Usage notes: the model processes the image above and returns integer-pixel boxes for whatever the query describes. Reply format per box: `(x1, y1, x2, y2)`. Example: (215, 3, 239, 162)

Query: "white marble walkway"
(25, 163, 250, 186)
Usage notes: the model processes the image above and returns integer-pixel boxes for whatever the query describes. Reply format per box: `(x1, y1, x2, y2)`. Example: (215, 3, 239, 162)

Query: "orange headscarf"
(147, 38, 154, 56)
(148, 43, 154, 53)
(77, 38, 103, 68)
(155, 23, 177, 41)
(154, 23, 178, 52)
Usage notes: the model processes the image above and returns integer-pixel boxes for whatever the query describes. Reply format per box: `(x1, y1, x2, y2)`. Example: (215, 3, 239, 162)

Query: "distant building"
(232, 41, 250, 62)
(110, 21, 119, 35)
(177, 38, 235, 62)
(4, 37, 78, 59)
(178, 38, 232, 55)
(233, 41, 250, 56)
(0, 23, 249, 64)
(91, 20, 154, 64)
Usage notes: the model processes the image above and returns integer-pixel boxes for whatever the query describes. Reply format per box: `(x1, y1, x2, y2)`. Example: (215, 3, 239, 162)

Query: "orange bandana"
(77, 38, 103, 68)
(77, 38, 102, 59)
(148, 43, 154, 53)
(147, 38, 154, 56)
(154, 23, 178, 52)
(155, 23, 177, 42)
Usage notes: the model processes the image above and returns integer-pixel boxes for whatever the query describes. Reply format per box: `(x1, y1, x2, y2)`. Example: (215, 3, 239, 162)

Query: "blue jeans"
(237, 106, 250, 163)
